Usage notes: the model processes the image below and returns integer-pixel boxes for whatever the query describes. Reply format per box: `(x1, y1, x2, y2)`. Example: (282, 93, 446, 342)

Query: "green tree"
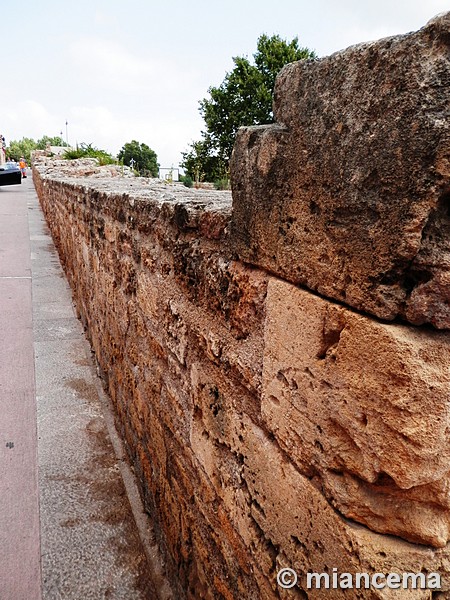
(7, 137, 38, 162)
(181, 34, 315, 181)
(118, 140, 159, 177)
(36, 135, 68, 149)
(7, 134, 70, 162)
(181, 138, 227, 185)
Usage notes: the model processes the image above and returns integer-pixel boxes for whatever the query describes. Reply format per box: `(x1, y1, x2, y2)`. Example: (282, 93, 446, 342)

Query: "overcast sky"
(1, 0, 448, 168)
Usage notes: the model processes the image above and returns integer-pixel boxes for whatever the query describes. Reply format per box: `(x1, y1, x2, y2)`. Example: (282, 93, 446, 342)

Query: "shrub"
(180, 175, 193, 188)
(214, 178, 230, 190)
(63, 143, 115, 165)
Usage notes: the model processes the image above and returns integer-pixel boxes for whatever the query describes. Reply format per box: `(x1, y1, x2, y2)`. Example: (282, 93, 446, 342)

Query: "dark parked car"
(0, 161, 22, 186)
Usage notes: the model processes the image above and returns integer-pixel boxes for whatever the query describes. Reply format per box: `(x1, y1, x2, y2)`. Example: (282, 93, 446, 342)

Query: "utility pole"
(65, 120, 69, 146)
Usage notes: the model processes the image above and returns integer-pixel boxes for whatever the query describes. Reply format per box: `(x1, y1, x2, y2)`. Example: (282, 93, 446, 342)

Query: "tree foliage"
(181, 34, 316, 182)
(36, 135, 68, 149)
(180, 139, 227, 184)
(118, 140, 159, 177)
(7, 137, 37, 162)
(7, 135, 68, 162)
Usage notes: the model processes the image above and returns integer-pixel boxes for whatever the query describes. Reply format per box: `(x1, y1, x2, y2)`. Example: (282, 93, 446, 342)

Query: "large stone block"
(231, 12, 450, 327)
(263, 277, 450, 547)
(243, 418, 450, 598)
(189, 363, 450, 598)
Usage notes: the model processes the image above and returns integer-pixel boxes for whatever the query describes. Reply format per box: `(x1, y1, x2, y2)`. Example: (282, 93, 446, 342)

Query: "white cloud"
(94, 10, 118, 27)
(2, 101, 64, 142)
(59, 36, 209, 164)
(69, 38, 151, 89)
(68, 37, 199, 98)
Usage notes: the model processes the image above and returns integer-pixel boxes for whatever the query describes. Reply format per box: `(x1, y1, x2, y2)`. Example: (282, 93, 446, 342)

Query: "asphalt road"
(0, 173, 169, 600)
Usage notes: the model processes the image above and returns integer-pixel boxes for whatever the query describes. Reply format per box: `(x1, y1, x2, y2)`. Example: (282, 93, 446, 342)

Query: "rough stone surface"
(231, 12, 450, 328)
(33, 154, 450, 598)
(263, 278, 450, 548)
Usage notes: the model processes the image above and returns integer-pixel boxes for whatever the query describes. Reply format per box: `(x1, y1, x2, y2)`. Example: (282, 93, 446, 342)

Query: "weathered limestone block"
(191, 386, 450, 598)
(263, 277, 450, 547)
(231, 12, 450, 327)
(243, 417, 450, 599)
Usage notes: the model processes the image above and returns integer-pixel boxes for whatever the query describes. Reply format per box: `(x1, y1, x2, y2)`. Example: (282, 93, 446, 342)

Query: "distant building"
(159, 167, 179, 182)
(49, 146, 70, 156)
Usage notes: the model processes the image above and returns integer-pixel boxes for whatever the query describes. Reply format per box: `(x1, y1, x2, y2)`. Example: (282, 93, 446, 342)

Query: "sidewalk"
(0, 176, 41, 599)
(0, 175, 169, 600)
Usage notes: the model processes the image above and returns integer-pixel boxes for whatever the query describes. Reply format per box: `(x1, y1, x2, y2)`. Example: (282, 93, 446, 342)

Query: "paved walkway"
(0, 175, 170, 600)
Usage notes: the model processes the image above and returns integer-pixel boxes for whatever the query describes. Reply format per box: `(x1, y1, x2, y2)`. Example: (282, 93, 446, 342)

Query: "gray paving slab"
(32, 317, 83, 343)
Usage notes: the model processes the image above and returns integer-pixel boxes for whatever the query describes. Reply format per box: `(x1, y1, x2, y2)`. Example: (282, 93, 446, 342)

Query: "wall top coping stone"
(33, 157, 232, 240)
(34, 157, 231, 209)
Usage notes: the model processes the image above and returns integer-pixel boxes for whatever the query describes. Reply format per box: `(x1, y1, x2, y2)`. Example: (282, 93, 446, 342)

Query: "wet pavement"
(0, 175, 170, 600)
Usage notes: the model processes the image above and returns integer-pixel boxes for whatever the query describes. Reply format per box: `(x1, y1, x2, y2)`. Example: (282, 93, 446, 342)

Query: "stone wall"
(33, 12, 450, 600)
